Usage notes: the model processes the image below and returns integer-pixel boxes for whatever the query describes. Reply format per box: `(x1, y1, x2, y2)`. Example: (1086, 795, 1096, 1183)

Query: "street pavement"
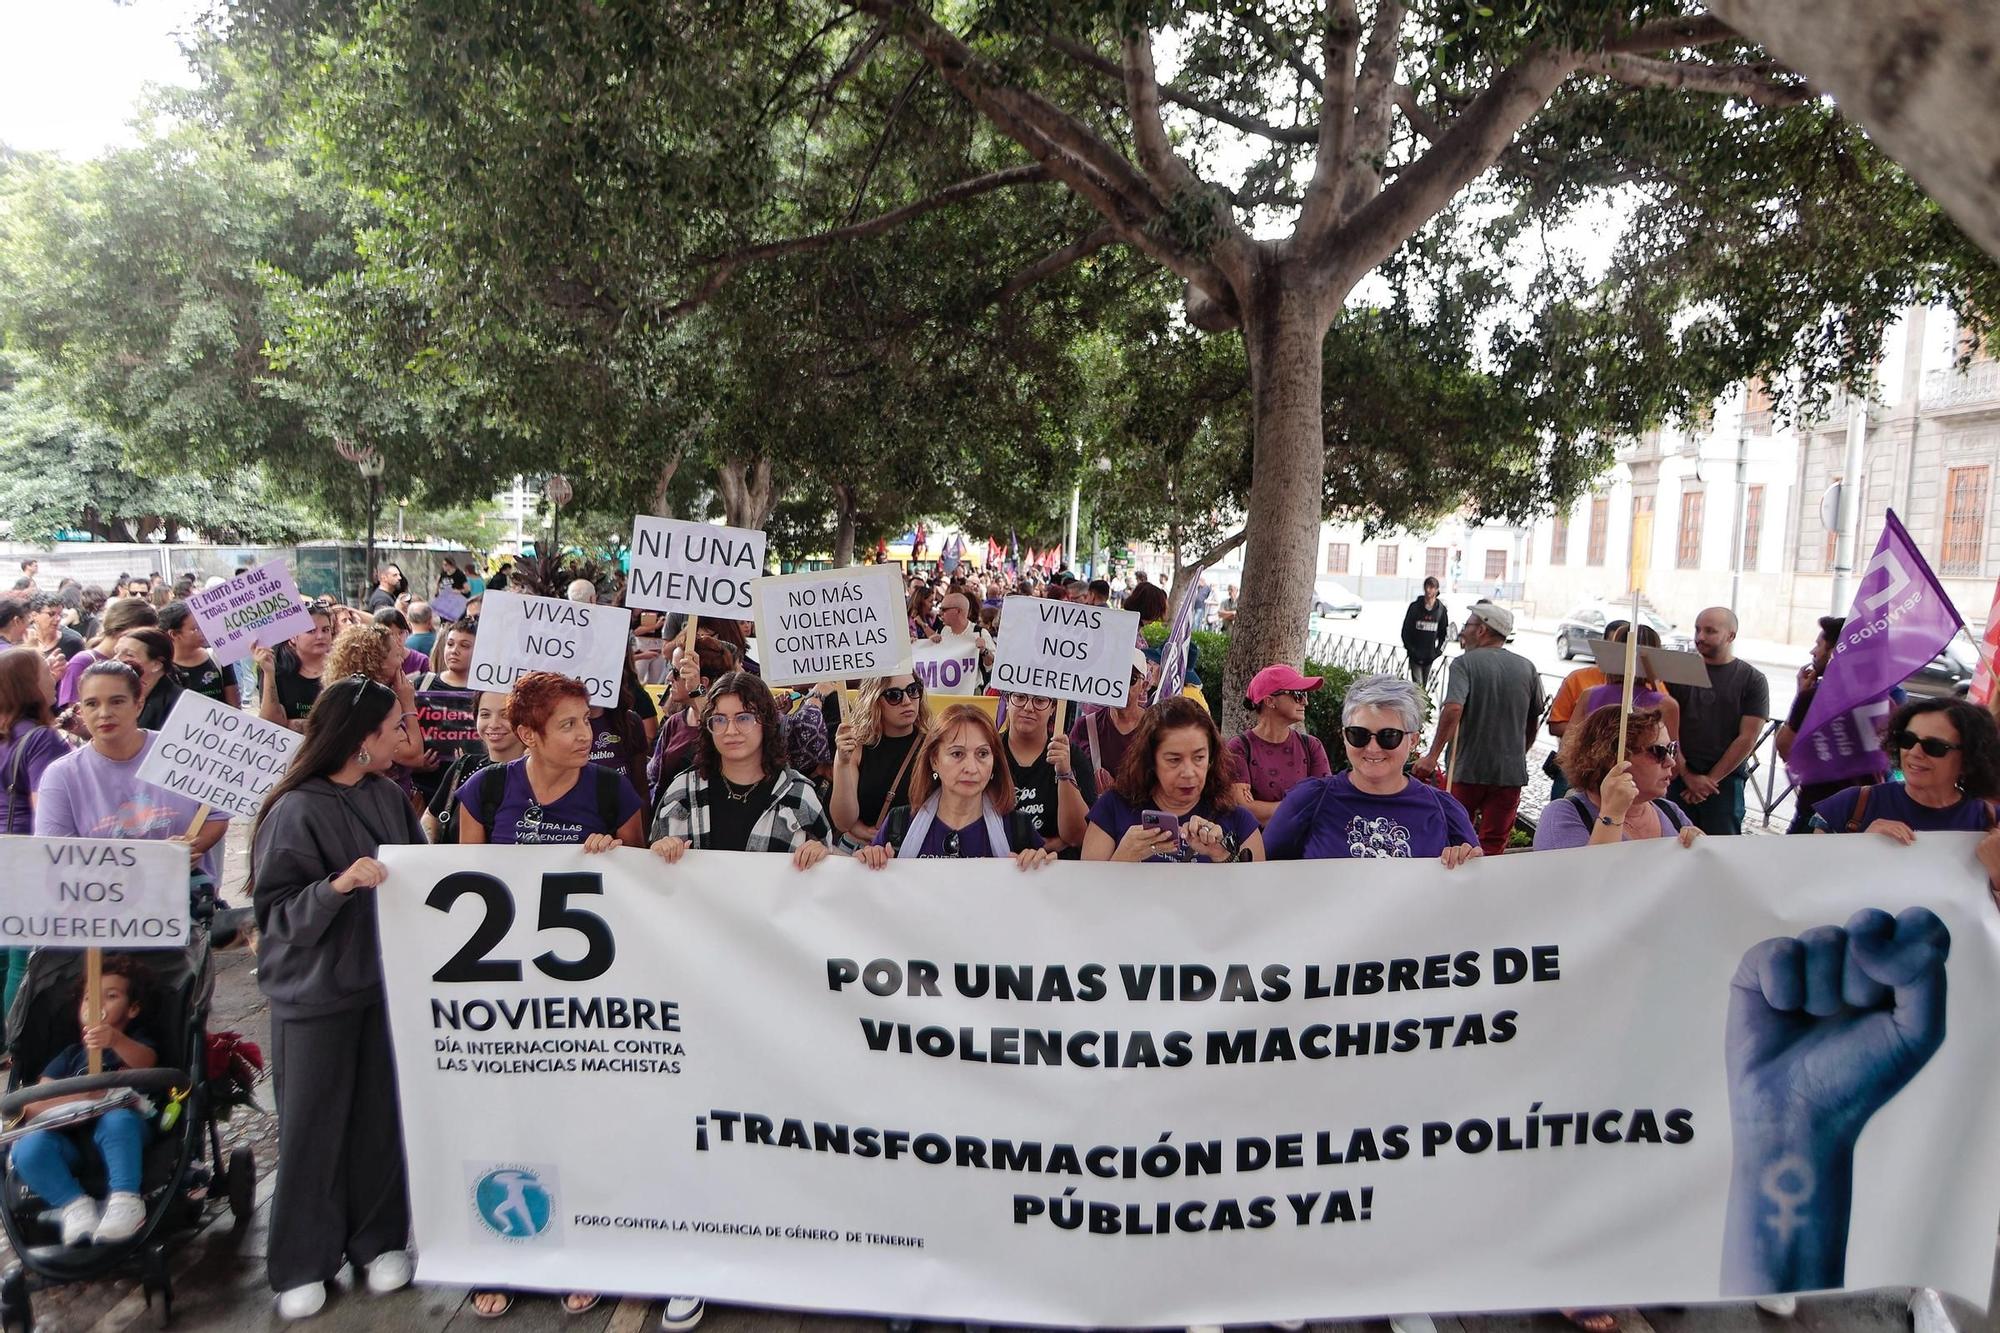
(6, 627, 1991, 1332)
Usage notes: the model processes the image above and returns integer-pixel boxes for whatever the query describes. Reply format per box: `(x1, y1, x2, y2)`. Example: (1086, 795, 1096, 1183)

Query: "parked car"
(1554, 601, 1693, 658)
(1311, 579, 1363, 619)
(1902, 637, 1978, 698)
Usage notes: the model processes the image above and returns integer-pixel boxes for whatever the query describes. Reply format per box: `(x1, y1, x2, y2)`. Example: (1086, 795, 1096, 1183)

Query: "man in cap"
(1414, 602, 1545, 856)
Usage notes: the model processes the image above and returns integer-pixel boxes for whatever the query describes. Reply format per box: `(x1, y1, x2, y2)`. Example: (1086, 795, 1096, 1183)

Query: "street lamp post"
(545, 474, 573, 567)
(359, 454, 386, 593)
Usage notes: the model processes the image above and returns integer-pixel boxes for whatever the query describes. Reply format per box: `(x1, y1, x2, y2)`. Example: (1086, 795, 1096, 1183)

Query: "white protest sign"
(375, 834, 2000, 1323)
(990, 596, 1139, 706)
(468, 591, 628, 707)
(2, 839, 191, 949)
(184, 560, 315, 666)
(626, 517, 767, 617)
(912, 639, 981, 694)
(752, 565, 910, 687)
(135, 691, 301, 821)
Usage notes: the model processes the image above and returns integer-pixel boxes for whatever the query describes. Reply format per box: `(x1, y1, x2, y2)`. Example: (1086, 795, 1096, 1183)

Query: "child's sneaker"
(59, 1196, 100, 1246)
(95, 1192, 146, 1243)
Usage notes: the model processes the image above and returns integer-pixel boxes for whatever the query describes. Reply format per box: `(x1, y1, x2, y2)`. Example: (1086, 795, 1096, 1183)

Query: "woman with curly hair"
(323, 624, 425, 773)
(1082, 695, 1262, 863)
(1532, 706, 1701, 851)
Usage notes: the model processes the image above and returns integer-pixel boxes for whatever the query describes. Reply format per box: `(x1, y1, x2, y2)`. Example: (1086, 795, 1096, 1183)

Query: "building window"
(1483, 550, 1507, 581)
(1587, 497, 1609, 566)
(1677, 491, 1704, 569)
(1943, 466, 1990, 576)
(1425, 547, 1448, 580)
(1550, 512, 1570, 565)
(1375, 544, 1399, 577)
(1325, 542, 1350, 574)
(1741, 485, 1764, 570)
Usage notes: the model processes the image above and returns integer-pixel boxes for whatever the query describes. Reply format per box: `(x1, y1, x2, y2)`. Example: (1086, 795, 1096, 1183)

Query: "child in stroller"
(8, 955, 156, 1247)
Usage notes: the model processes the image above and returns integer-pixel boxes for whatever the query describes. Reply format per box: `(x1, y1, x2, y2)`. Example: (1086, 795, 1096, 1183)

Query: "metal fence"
(1304, 631, 1448, 696)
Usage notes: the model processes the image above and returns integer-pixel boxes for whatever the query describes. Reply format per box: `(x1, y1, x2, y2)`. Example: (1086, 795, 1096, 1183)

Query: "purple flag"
(1154, 568, 1205, 700)
(1789, 510, 1964, 785)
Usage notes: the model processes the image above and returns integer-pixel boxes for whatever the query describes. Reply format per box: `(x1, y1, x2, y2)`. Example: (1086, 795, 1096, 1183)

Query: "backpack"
(472, 763, 626, 838)
(1565, 792, 1688, 833)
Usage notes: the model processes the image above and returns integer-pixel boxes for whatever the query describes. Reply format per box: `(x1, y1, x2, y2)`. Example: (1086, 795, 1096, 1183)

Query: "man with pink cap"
(1227, 664, 1332, 825)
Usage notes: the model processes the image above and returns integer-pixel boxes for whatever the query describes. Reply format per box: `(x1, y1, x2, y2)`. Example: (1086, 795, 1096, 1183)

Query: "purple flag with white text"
(1788, 511, 1964, 785)
(1154, 568, 1205, 700)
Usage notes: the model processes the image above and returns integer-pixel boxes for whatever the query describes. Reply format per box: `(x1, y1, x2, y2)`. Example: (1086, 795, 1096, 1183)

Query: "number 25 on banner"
(427, 871, 615, 984)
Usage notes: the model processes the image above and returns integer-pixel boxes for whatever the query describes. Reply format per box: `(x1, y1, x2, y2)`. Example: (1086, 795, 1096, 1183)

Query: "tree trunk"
(831, 483, 858, 567)
(1704, 0, 2000, 262)
(651, 451, 682, 518)
(1221, 281, 1330, 735)
(715, 457, 776, 530)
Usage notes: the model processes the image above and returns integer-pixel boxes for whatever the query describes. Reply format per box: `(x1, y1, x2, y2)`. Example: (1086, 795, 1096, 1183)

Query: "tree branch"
(1342, 0, 1409, 215)
(845, 64, 928, 223)
(1195, 525, 1249, 569)
(657, 165, 1052, 322)
(1223, 3, 1322, 90)
(1297, 0, 1363, 244)
(1121, 28, 1202, 197)
(1045, 34, 1314, 144)
(992, 225, 1119, 306)
(1582, 54, 1811, 107)
(1599, 13, 1738, 54)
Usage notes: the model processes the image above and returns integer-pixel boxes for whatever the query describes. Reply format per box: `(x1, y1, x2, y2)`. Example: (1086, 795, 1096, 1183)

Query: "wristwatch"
(1598, 813, 1618, 827)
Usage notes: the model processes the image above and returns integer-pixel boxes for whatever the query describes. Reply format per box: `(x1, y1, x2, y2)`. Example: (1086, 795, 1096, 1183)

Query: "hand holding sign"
(991, 597, 1140, 706)
(469, 592, 629, 706)
(628, 517, 767, 617)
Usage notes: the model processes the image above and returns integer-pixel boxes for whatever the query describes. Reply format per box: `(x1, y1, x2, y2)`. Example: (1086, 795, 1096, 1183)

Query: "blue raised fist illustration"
(1721, 907, 1949, 1295)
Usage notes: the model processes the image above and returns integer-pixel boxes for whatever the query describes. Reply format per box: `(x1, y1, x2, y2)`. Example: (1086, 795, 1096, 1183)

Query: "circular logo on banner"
(473, 1166, 554, 1240)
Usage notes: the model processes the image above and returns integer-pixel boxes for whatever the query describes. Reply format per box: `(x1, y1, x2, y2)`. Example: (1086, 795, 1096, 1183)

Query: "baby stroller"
(0, 900, 258, 1330)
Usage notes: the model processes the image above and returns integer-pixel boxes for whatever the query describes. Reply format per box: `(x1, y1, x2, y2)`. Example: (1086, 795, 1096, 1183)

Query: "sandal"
(1562, 1312, 1619, 1333)
(563, 1293, 602, 1316)
(471, 1291, 514, 1320)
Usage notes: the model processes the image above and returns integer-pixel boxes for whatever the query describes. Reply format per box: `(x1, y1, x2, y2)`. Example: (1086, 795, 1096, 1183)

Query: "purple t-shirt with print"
(33, 732, 229, 881)
(871, 814, 1000, 858)
(1226, 729, 1332, 804)
(455, 758, 641, 845)
(1087, 790, 1259, 863)
(1262, 772, 1477, 860)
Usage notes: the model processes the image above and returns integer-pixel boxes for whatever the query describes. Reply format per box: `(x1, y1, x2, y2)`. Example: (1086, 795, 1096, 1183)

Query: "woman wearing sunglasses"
(1533, 705, 1700, 850)
(1809, 699, 2000, 885)
(831, 674, 932, 846)
(998, 692, 1091, 856)
(650, 670, 833, 871)
(855, 704, 1052, 868)
(1262, 675, 1477, 866)
(1227, 665, 1333, 825)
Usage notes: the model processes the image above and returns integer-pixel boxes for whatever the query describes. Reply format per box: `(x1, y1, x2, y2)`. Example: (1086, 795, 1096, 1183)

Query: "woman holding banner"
(831, 674, 932, 847)
(35, 660, 229, 886)
(855, 704, 1052, 867)
(1532, 706, 1701, 850)
(249, 674, 426, 1319)
(1262, 675, 1479, 866)
(422, 691, 520, 844)
(112, 626, 184, 732)
(0, 646, 69, 1054)
(1081, 696, 1262, 863)
(254, 603, 334, 731)
(650, 671, 831, 864)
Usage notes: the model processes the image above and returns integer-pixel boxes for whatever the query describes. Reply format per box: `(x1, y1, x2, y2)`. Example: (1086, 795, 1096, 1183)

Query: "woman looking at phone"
(1081, 696, 1262, 863)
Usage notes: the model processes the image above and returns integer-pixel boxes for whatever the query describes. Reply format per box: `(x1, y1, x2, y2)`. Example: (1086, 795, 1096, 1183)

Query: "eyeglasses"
(1639, 742, 1679, 764)
(1006, 695, 1054, 711)
(1892, 730, 1961, 759)
(1342, 726, 1409, 750)
(705, 711, 760, 733)
(880, 683, 924, 705)
(1268, 690, 1309, 704)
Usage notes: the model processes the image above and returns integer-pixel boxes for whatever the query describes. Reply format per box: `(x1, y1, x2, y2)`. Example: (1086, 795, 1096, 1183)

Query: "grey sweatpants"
(267, 1001, 410, 1291)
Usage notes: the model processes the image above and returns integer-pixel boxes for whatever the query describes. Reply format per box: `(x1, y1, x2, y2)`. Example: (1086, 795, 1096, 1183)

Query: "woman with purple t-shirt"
(1263, 675, 1478, 866)
(857, 704, 1052, 869)
(1810, 699, 2000, 893)
(1531, 706, 1700, 851)
(1227, 664, 1332, 825)
(1, 647, 72, 1042)
(1083, 696, 1263, 864)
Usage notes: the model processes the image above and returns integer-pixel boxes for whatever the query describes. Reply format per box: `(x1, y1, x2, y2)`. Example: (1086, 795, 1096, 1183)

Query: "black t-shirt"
(1002, 731, 1076, 857)
(705, 775, 778, 852)
(174, 655, 232, 703)
(427, 752, 492, 843)
(366, 588, 396, 611)
(275, 666, 322, 721)
(137, 680, 183, 731)
(856, 731, 921, 830)
(55, 628, 86, 660)
(1668, 657, 1770, 773)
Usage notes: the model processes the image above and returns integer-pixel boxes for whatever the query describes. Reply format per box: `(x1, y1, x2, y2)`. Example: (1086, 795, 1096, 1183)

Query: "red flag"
(1972, 575, 2000, 705)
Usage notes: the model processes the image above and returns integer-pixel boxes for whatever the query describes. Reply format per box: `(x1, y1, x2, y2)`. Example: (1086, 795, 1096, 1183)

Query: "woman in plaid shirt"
(649, 670, 833, 869)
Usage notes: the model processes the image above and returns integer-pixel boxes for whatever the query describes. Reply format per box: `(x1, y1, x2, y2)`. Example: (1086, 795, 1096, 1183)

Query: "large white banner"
(375, 837, 2000, 1323)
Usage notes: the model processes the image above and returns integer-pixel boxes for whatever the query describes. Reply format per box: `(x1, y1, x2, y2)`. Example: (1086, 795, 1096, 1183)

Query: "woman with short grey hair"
(1263, 673, 1478, 866)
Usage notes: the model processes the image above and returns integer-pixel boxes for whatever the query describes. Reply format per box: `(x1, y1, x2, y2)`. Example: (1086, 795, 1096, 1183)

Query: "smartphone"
(1140, 810, 1183, 843)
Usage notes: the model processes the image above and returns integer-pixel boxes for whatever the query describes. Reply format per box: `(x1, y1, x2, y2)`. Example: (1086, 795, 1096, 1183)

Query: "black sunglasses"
(1640, 741, 1679, 763)
(1268, 689, 1309, 704)
(1892, 730, 1961, 759)
(880, 683, 924, 705)
(1342, 725, 1409, 750)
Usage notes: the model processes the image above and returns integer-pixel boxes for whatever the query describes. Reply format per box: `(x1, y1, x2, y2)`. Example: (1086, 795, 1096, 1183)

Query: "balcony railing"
(1923, 361, 2000, 410)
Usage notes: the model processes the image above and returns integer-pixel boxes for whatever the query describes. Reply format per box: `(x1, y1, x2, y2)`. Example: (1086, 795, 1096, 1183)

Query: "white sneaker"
(366, 1249, 415, 1293)
(1910, 1288, 1955, 1333)
(1390, 1318, 1439, 1333)
(94, 1192, 146, 1243)
(1754, 1295, 1797, 1317)
(660, 1296, 705, 1330)
(59, 1196, 99, 1247)
(277, 1283, 328, 1320)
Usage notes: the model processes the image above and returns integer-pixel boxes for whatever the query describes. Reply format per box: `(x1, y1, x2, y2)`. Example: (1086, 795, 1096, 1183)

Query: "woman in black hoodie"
(250, 675, 427, 1320)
